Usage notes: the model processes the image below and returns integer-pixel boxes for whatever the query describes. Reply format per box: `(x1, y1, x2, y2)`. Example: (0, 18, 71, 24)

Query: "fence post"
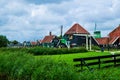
(98, 56, 101, 69)
(113, 55, 116, 66)
(81, 58, 83, 71)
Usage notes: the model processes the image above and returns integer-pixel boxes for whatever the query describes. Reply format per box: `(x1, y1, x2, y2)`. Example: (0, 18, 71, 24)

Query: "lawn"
(36, 51, 111, 65)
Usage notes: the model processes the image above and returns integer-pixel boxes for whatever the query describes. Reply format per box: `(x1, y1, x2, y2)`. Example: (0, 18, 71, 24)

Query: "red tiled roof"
(109, 37, 119, 44)
(31, 42, 37, 45)
(96, 37, 109, 45)
(41, 35, 55, 43)
(109, 25, 120, 38)
(96, 25, 120, 45)
(65, 23, 90, 35)
(96, 37, 120, 45)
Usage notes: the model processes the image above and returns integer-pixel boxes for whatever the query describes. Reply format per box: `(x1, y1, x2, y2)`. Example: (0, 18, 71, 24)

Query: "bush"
(0, 47, 28, 53)
(0, 47, 87, 55)
(92, 46, 100, 51)
(0, 35, 9, 47)
(28, 47, 87, 55)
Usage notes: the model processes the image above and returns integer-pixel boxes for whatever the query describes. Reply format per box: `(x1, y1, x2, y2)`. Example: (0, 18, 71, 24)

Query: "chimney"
(49, 31, 52, 36)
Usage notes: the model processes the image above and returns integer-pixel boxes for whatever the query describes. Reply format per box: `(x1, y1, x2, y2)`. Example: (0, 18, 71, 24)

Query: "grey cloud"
(0, 0, 120, 42)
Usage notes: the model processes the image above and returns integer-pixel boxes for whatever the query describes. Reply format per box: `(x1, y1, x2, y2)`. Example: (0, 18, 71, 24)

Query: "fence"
(73, 54, 120, 71)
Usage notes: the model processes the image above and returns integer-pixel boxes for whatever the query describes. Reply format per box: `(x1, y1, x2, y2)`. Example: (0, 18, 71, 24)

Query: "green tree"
(12, 40, 19, 45)
(0, 35, 9, 47)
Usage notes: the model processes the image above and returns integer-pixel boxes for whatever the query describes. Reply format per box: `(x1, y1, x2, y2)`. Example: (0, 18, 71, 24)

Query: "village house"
(31, 40, 42, 46)
(96, 25, 120, 49)
(31, 41, 37, 46)
(64, 23, 98, 50)
(41, 23, 99, 49)
(41, 32, 56, 47)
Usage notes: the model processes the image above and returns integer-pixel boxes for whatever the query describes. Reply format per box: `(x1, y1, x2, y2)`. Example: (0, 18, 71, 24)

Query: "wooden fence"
(73, 54, 120, 71)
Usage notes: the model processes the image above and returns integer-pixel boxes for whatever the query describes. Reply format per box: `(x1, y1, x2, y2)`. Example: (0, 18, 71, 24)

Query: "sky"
(0, 0, 120, 42)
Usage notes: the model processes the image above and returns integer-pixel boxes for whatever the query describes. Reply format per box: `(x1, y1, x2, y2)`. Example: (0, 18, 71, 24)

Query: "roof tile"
(96, 37, 109, 45)
(65, 23, 90, 35)
(41, 35, 55, 43)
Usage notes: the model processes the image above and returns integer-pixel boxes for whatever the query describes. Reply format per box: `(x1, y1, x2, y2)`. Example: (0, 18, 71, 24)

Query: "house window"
(69, 35, 73, 39)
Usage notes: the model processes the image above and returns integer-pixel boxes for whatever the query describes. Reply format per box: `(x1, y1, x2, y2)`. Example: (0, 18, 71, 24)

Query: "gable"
(109, 25, 120, 38)
(65, 23, 90, 35)
(109, 37, 119, 44)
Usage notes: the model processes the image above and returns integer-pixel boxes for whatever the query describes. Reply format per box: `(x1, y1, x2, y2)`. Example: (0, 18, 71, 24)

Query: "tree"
(12, 40, 19, 45)
(0, 35, 9, 47)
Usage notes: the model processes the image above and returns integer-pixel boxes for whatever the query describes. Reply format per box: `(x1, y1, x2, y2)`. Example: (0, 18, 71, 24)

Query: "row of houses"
(96, 25, 120, 49)
(39, 23, 120, 49)
(19, 23, 120, 50)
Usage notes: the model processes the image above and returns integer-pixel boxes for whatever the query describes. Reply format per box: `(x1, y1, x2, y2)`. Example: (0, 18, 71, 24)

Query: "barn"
(64, 23, 98, 50)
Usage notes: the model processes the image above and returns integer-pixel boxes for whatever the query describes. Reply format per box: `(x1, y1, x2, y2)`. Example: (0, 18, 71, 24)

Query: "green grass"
(0, 48, 120, 80)
(0, 52, 79, 80)
(36, 51, 111, 65)
(36, 51, 120, 70)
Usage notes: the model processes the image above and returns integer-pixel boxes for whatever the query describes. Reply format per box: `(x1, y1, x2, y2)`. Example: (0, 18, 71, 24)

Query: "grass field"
(0, 48, 120, 80)
(36, 51, 111, 65)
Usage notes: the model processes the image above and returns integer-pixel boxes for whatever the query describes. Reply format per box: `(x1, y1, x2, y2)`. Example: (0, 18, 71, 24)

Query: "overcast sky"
(0, 0, 120, 42)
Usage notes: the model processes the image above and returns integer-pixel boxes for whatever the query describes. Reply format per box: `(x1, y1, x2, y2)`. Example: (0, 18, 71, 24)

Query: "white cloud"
(0, 0, 120, 42)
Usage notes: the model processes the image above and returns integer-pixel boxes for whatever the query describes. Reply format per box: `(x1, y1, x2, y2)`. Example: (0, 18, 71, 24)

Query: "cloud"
(0, 0, 120, 42)
(25, 0, 72, 4)
(30, 5, 66, 25)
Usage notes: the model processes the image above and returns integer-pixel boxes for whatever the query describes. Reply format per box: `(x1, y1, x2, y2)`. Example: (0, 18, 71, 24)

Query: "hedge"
(27, 47, 87, 55)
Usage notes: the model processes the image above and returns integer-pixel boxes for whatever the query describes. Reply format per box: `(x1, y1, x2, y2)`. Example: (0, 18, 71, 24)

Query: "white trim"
(73, 34, 90, 36)
(111, 37, 119, 44)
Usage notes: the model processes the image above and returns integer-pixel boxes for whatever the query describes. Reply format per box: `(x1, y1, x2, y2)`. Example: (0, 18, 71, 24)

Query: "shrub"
(0, 47, 27, 53)
(92, 45, 100, 51)
(28, 47, 87, 55)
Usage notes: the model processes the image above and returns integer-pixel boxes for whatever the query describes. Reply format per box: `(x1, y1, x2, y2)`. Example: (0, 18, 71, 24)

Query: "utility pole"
(94, 22, 97, 31)
(60, 25, 63, 38)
